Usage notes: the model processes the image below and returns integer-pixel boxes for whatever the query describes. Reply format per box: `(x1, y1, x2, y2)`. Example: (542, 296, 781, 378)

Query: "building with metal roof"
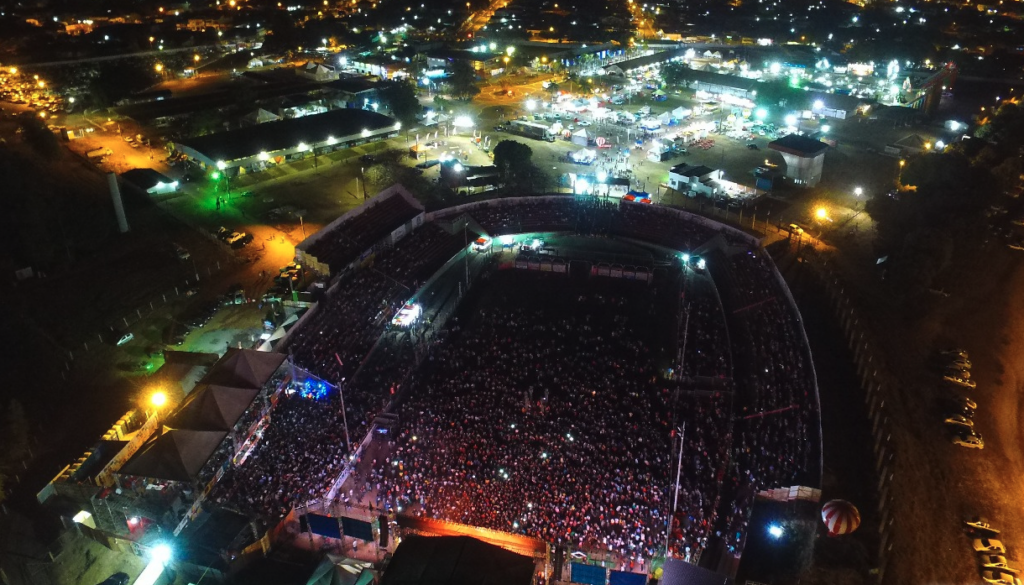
(172, 108, 400, 173)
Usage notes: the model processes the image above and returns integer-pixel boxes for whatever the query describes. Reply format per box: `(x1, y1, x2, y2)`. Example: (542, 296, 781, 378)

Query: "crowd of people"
(710, 247, 819, 554)
(363, 273, 732, 564)
(304, 193, 421, 272)
(205, 199, 818, 564)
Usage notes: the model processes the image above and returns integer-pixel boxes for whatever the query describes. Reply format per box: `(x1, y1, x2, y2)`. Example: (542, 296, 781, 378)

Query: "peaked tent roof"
(202, 349, 287, 389)
(245, 108, 282, 125)
(380, 536, 534, 585)
(894, 133, 928, 149)
(120, 429, 228, 482)
(171, 384, 261, 431)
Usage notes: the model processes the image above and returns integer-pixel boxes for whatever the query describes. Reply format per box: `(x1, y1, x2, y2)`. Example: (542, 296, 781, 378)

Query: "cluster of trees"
(446, 60, 480, 101)
(0, 400, 31, 505)
(493, 139, 548, 192)
(864, 104, 1024, 294)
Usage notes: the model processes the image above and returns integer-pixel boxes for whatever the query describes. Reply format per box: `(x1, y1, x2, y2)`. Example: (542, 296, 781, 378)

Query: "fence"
(810, 255, 896, 585)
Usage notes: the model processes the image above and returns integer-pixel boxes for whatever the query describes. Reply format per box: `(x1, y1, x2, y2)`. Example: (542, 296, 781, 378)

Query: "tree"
(448, 60, 480, 101)
(661, 62, 693, 89)
(378, 80, 421, 127)
(18, 115, 62, 160)
(493, 140, 533, 185)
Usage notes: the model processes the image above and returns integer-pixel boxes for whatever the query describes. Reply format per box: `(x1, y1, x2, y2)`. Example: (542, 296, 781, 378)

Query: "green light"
(211, 171, 221, 180)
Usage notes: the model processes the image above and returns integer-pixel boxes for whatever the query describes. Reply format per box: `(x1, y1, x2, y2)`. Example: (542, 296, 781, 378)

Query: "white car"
(944, 415, 974, 430)
(954, 432, 985, 449)
(117, 332, 134, 346)
(980, 555, 1017, 571)
(983, 571, 1021, 585)
(975, 539, 1007, 553)
(968, 519, 1000, 534)
(945, 374, 977, 389)
(948, 358, 972, 369)
(577, 120, 591, 126)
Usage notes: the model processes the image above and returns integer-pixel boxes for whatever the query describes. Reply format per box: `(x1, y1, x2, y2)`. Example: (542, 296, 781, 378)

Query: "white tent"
(672, 106, 692, 119)
(657, 112, 672, 124)
(571, 128, 590, 147)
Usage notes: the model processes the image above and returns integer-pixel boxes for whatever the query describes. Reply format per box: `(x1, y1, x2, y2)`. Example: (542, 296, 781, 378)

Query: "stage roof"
(201, 349, 287, 390)
(120, 429, 227, 482)
(170, 384, 261, 432)
(661, 559, 732, 585)
(380, 536, 534, 585)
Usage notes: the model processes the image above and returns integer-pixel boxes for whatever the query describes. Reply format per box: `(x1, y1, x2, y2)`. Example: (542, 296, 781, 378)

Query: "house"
(668, 163, 722, 196)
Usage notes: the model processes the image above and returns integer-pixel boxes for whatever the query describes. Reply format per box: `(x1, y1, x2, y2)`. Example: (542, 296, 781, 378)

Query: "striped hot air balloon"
(821, 499, 861, 536)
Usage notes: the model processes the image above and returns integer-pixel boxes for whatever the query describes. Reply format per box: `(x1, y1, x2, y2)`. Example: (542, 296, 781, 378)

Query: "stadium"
(201, 185, 822, 581)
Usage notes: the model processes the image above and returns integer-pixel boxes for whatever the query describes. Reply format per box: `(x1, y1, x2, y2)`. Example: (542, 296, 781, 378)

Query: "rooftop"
(768, 134, 829, 157)
(174, 109, 398, 163)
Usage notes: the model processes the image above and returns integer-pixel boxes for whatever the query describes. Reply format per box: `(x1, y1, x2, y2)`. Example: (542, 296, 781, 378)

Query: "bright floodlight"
(784, 114, 798, 126)
(151, 543, 173, 564)
(755, 108, 767, 120)
(682, 253, 690, 263)
(500, 235, 515, 245)
(697, 258, 706, 270)
(854, 186, 863, 196)
(453, 163, 464, 173)
(949, 120, 961, 131)
(361, 128, 371, 137)
(816, 207, 828, 220)
(453, 115, 474, 127)
(597, 170, 608, 182)
(768, 524, 784, 539)
(769, 62, 782, 75)
(821, 124, 831, 133)
(935, 140, 945, 149)
(813, 99, 824, 110)
(150, 391, 167, 407)
(216, 160, 226, 170)
(395, 121, 402, 130)
(526, 99, 537, 111)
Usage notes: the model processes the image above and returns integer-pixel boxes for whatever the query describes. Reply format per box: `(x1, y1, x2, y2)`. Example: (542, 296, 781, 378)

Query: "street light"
(854, 186, 863, 197)
(768, 524, 784, 539)
(155, 63, 164, 73)
(816, 207, 828, 221)
(150, 391, 167, 408)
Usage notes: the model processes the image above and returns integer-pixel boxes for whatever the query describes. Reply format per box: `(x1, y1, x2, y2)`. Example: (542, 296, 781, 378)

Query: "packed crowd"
(365, 273, 731, 563)
(680, 276, 732, 380)
(304, 193, 421, 272)
(710, 247, 818, 554)
(211, 392, 350, 519)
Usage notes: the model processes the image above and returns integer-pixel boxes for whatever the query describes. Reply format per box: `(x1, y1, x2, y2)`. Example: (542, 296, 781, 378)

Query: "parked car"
(231, 233, 254, 249)
(982, 571, 1021, 585)
(975, 539, 1007, 553)
(944, 373, 977, 389)
(115, 332, 134, 346)
(954, 431, 985, 449)
(979, 555, 1016, 570)
(173, 244, 190, 261)
(968, 518, 1001, 534)
(944, 414, 974, 430)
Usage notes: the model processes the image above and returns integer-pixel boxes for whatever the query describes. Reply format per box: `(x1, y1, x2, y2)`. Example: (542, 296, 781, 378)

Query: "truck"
(509, 120, 556, 142)
(87, 147, 113, 160)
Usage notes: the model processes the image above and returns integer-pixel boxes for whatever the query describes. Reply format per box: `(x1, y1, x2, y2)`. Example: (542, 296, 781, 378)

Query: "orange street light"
(155, 63, 164, 72)
(151, 391, 167, 407)
(194, 54, 201, 62)
(815, 207, 828, 221)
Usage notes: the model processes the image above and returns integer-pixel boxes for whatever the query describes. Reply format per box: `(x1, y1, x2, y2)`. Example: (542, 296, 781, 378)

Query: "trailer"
(509, 120, 556, 142)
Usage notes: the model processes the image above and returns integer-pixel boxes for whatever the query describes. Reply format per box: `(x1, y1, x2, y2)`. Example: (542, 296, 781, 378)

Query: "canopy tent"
(170, 384, 261, 432)
(120, 428, 228, 483)
(380, 536, 534, 585)
(571, 128, 590, 147)
(657, 112, 672, 124)
(243, 108, 282, 126)
(671, 106, 691, 119)
(201, 349, 287, 390)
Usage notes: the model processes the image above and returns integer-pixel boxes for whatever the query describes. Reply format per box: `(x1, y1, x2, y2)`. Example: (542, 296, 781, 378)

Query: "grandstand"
(197, 192, 818, 581)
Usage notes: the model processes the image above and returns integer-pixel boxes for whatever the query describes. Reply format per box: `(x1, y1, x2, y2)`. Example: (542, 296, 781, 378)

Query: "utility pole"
(334, 354, 353, 452)
(665, 422, 685, 557)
